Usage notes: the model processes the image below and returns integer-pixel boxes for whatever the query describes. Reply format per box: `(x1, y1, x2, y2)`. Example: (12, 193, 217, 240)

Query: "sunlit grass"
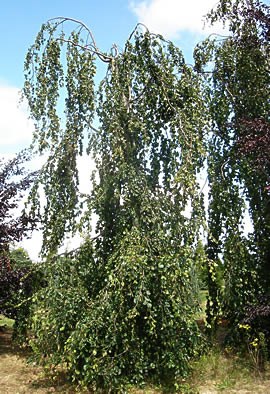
(0, 314, 14, 328)
(180, 346, 270, 393)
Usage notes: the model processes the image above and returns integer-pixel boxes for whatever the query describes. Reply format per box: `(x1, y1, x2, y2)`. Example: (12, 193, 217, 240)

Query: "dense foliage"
(20, 0, 269, 391)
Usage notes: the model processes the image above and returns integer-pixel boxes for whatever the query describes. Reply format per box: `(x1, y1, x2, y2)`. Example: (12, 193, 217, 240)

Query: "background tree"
(9, 247, 33, 269)
(194, 0, 270, 326)
(0, 150, 38, 269)
(0, 153, 39, 338)
(0, 252, 44, 340)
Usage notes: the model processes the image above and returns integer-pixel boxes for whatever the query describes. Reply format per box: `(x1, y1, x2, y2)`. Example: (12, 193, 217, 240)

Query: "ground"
(0, 325, 79, 393)
(1, 316, 270, 393)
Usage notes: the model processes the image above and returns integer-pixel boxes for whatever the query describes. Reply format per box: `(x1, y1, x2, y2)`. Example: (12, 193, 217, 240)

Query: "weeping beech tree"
(23, 19, 208, 389)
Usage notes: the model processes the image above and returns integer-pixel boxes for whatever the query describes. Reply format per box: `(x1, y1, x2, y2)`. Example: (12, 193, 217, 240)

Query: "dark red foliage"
(240, 295, 270, 355)
(237, 118, 270, 189)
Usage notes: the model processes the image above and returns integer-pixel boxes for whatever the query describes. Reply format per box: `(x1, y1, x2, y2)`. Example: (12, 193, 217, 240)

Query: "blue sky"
(1, 0, 268, 258)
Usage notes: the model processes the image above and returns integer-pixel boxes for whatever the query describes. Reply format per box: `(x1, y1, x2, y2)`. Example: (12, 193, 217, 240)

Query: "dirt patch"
(0, 328, 77, 393)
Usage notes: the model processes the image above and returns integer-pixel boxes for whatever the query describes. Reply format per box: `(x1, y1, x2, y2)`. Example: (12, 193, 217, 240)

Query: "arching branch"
(48, 17, 115, 63)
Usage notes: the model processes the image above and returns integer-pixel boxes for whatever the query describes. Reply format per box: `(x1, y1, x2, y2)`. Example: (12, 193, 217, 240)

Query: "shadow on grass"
(29, 370, 80, 393)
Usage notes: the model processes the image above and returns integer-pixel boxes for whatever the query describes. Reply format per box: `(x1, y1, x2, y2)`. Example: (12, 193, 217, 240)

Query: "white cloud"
(0, 84, 34, 152)
(130, 0, 226, 39)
